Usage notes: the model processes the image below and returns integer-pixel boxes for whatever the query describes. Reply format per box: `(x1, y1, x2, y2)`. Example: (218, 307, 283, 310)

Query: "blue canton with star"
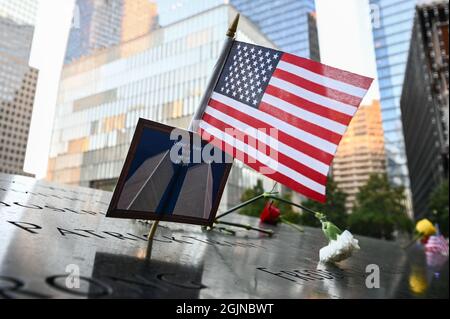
(214, 41, 282, 108)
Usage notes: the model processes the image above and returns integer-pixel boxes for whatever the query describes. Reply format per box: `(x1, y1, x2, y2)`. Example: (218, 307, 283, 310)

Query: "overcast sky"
(315, 0, 380, 102)
(24, 0, 380, 178)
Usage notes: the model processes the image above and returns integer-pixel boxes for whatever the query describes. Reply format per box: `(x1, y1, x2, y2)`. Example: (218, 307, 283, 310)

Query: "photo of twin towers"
(109, 119, 231, 225)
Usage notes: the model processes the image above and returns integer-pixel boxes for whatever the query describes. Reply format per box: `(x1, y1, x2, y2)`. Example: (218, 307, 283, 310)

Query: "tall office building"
(65, 0, 158, 64)
(0, 1, 38, 176)
(0, 0, 37, 25)
(156, 0, 319, 60)
(47, 5, 277, 208)
(156, 0, 224, 26)
(332, 100, 387, 211)
(400, 0, 449, 217)
(307, 11, 321, 62)
(231, 0, 317, 59)
(369, 0, 417, 190)
(121, 0, 158, 42)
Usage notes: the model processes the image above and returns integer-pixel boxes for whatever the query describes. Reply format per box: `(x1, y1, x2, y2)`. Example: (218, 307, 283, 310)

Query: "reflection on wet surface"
(0, 173, 448, 298)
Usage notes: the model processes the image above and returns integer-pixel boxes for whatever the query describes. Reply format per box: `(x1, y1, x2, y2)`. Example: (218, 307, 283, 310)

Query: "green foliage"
(238, 180, 296, 222)
(429, 179, 449, 237)
(238, 180, 266, 217)
(238, 174, 415, 240)
(299, 177, 348, 229)
(348, 173, 413, 240)
(277, 191, 299, 224)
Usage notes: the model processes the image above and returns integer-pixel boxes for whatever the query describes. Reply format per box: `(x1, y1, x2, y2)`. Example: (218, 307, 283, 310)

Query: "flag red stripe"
(208, 98, 334, 164)
(259, 101, 343, 145)
(264, 85, 353, 125)
(281, 53, 373, 89)
(259, 102, 342, 145)
(272, 68, 363, 107)
(202, 113, 328, 185)
(199, 127, 327, 203)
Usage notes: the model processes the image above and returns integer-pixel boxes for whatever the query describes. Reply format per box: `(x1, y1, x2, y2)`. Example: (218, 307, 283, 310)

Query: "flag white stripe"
(269, 76, 358, 116)
(211, 92, 337, 155)
(261, 93, 347, 135)
(277, 60, 368, 98)
(204, 105, 329, 175)
(199, 120, 326, 195)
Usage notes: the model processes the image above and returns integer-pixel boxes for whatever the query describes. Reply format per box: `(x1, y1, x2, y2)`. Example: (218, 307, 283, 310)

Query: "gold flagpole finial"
(226, 13, 240, 38)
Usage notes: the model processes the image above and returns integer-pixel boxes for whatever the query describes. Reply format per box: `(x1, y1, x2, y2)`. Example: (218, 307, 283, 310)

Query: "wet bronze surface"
(0, 173, 448, 298)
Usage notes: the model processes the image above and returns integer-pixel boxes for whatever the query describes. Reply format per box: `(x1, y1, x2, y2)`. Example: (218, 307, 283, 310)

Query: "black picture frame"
(106, 118, 232, 226)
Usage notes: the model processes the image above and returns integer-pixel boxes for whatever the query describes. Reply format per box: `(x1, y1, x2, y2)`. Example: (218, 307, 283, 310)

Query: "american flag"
(198, 41, 373, 202)
(425, 235, 449, 256)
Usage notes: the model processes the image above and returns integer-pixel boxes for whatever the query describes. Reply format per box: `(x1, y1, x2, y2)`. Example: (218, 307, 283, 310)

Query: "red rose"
(260, 201, 280, 225)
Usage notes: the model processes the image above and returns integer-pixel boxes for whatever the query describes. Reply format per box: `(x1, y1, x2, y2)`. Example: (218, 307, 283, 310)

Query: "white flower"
(319, 230, 360, 263)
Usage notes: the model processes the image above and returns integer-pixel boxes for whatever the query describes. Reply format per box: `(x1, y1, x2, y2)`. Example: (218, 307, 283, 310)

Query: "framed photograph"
(107, 118, 232, 226)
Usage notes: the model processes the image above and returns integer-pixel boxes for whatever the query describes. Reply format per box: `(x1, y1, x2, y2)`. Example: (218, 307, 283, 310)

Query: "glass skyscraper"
(0, 0, 38, 176)
(231, 0, 316, 58)
(48, 4, 278, 208)
(156, 0, 318, 59)
(65, 0, 158, 63)
(65, 0, 122, 63)
(369, 0, 417, 190)
(400, 1, 449, 217)
(0, 0, 38, 25)
(156, 0, 225, 26)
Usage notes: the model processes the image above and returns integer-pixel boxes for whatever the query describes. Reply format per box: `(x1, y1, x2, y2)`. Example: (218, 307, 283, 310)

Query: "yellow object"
(415, 219, 436, 237)
(409, 266, 428, 295)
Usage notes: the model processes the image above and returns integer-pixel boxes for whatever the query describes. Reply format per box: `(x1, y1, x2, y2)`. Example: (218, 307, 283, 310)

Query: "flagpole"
(188, 13, 239, 132)
(147, 13, 240, 241)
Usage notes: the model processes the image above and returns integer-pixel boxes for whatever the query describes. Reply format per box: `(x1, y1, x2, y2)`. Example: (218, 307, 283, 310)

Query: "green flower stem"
(215, 191, 279, 220)
(264, 195, 340, 241)
(263, 194, 318, 216)
(212, 191, 326, 237)
(215, 220, 274, 236)
(321, 221, 342, 241)
(402, 232, 424, 249)
(280, 216, 304, 233)
(214, 226, 236, 235)
(215, 192, 320, 221)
